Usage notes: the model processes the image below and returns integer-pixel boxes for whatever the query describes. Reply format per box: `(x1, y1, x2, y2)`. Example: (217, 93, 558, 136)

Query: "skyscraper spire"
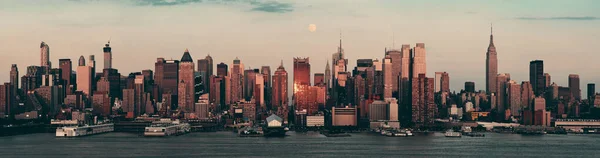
(488, 23, 495, 49)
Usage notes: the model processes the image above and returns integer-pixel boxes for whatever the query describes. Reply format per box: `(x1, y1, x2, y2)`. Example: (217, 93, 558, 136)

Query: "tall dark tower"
(529, 60, 544, 96)
(10, 64, 19, 94)
(486, 24, 498, 94)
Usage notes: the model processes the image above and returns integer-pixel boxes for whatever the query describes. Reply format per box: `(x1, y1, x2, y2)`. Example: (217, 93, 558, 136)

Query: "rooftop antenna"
(491, 23, 493, 34)
(108, 36, 111, 44)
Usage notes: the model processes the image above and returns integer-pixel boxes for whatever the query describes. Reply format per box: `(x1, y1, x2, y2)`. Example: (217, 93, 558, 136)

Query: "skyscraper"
(521, 81, 534, 108)
(544, 73, 551, 88)
(59, 59, 72, 94)
(411, 74, 435, 127)
(261, 66, 271, 88)
(588, 83, 596, 100)
(231, 57, 243, 103)
(76, 56, 92, 96)
(496, 73, 510, 115)
(486, 26, 498, 95)
(103, 41, 112, 69)
(40, 41, 50, 69)
(412, 43, 426, 77)
(205, 55, 214, 77)
(10, 64, 19, 95)
(272, 61, 288, 108)
(293, 57, 311, 92)
(383, 55, 393, 99)
(508, 80, 521, 117)
(155, 58, 179, 97)
(435, 72, 450, 93)
(435, 72, 442, 93)
(217, 62, 228, 77)
(294, 57, 311, 113)
(314, 73, 324, 86)
(465, 81, 475, 93)
(441, 72, 450, 93)
(243, 69, 256, 101)
(325, 61, 331, 89)
(529, 60, 544, 96)
(386, 49, 402, 93)
(569, 74, 581, 100)
(178, 49, 195, 113)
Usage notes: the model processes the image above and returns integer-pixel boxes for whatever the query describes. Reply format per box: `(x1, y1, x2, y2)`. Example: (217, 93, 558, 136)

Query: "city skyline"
(1, 0, 600, 97)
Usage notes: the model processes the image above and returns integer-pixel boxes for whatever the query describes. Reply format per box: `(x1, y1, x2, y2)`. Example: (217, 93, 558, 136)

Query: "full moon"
(308, 24, 317, 32)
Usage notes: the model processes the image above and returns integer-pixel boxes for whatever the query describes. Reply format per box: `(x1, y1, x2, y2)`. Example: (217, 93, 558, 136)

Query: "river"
(1, 132, 600, 157)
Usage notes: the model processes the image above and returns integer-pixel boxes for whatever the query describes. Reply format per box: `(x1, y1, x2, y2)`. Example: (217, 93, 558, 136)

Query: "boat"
(238, 127, 263, 137)
(144, 120, 191, 137)
(461, 126, 485, 137)
(444, 130, 462, 137)
(56, 123, 114, 137)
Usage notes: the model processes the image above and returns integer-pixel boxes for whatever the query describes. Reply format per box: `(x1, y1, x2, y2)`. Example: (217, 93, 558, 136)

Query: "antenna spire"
(491, 23, 493, 35)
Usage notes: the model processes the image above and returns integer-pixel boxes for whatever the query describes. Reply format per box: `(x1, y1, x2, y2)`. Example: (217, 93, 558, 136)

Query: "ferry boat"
(238, 127, 263, 137)
(144, 122, 191, 137)
(444, 130, 462, 137)
(56, 123, 114, 137)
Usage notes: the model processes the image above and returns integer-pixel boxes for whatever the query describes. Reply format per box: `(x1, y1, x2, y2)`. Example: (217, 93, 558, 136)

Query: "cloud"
(134, 0, 294, 13)
(249, 1, 293, 13)
(516, 16, 598, 21)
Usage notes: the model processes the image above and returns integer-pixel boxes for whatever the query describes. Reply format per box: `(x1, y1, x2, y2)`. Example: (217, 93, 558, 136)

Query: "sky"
(1, 0, 599, 98)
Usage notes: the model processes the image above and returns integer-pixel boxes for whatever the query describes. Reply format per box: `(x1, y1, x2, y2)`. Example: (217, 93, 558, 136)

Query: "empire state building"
(486, 25, 498, 94)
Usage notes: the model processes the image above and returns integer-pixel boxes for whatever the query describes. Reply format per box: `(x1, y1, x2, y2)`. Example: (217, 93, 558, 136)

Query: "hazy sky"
(1, 0, 599, 98)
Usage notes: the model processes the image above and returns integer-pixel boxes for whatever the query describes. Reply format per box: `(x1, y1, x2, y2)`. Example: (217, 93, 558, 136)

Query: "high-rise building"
(412, 43, 426, 77)
(465, 81, 475, 93)
(568, 74, 581, 100)
(294, 57, 311, 115)
(331, 39, 347, 87)
(103, 41, 112, 69)
(507, 80, 521, 117)
(261, 66, 271, 88)
(197, 58, 210, 95)
(411, 74, 436, 127)
(58, 59, 72, 94)
(486, 26, 498, 94)
(386, 49, 402, 93)
(313, 73, 325, 87)
(217, 62, 228, 77)
(496, 73, 509, 115)
(92, 92, 110, 116)
(588, 83, 596, 100)
(205, 55, 214, 77)
(293, 57, 311, 94)
(529, 60, 544, 96)
(122, 89, 135, 117)
(231, 57, 243, 103)
(372, 59, 383, 99)
(272, 61, 288, 108)
(383, 55, 393, 99)
(178, 49, 195, 113)
(435, 72, 442, 93)
(436, 72, 450, 93)
(0, 83, 14, 117)
(102, 68, 121, 104)
(155, 58, 179, 97)
(544, 73, 551, 88)
(521, 81, 534, 108)
(10, 64, 19, 95)
(40, 41, 50, 69)
(76, 56, 92, 96)
(324, 61, 331, 90)
(255, 74, 265, 108)
(243, 69, 257, 101)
